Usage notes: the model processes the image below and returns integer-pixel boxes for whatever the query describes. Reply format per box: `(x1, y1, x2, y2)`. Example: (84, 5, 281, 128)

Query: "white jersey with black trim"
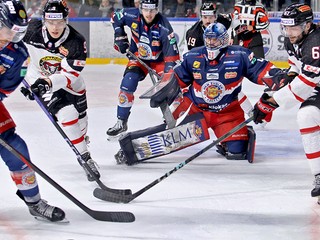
(23, 19, 87, 96)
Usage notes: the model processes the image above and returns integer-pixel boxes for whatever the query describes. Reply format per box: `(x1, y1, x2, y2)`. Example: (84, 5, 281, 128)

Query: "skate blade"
(34, 216, 70, 224)
(107, 132, 126, 142)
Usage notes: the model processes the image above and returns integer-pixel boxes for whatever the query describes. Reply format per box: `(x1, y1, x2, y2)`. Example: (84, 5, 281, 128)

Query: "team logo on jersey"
(201, 80, 225, 104)
(151, 40, 160, 46)
(140, 36, 150, 44)
(39, 56, 62, 76)
(59, 46, 69, 57)
(193, 61, 200, 68)
(137, 43, 152, 59)
(225, 72, 237, 79)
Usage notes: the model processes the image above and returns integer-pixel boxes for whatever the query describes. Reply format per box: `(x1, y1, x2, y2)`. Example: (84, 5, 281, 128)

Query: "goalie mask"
(280, 3, 313, 43)
(0, 0, 28, 43)
(203, 22, 229, 60)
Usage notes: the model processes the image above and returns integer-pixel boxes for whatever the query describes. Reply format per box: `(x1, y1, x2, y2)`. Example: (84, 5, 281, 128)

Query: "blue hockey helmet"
(0, 0, 28, 42)
(203, 22, 229, 60)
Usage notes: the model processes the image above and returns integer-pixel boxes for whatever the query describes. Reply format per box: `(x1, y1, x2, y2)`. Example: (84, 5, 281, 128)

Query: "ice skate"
(81, 152, 100, 182)
(114, 149, 128, 165)
(28, 199, 67, 223)
(107, 119, 127, 141)
(311, 174, 320, 204)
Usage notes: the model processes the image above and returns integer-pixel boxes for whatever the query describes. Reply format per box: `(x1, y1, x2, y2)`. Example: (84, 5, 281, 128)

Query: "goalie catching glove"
(253, 93, 279, 124)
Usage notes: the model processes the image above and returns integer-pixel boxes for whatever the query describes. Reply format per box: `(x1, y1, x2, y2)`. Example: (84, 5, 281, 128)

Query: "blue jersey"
(0, 42, 28, 100)
(174, 45, 273, 112)
(111, 8, 180, 71)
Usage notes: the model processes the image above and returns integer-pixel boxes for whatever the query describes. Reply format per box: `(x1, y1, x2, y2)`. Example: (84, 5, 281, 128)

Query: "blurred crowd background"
(23, 0, 318, 19)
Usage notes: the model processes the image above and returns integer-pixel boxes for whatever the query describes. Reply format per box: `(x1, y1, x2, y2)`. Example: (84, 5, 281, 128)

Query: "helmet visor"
(280, 22, 305, 37)
(0, 24, 27, 43)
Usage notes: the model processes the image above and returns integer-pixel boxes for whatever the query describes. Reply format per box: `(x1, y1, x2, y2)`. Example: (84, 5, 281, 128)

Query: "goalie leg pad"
(118, 113, 209, 165)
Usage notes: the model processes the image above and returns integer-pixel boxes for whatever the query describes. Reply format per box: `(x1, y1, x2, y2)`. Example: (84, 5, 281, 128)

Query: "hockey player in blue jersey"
(107, 0, 180, 139)
(115, 22, 279, 165)
(0, 0, 65, 222)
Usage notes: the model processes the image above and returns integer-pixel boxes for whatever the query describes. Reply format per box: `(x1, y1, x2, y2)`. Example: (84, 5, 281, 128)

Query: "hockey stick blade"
(22, 80, 132, 196)
(93, 117, 254, 203)
(0, 138, 135, 222)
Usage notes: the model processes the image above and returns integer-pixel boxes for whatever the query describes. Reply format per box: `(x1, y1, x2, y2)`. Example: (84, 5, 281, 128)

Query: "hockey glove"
(253, 93, 279, 124)
(262, 68, 298, 91)
(20, 86, 35, 100)
(31, 78, 51, 97)
(114, 35, 129, 54)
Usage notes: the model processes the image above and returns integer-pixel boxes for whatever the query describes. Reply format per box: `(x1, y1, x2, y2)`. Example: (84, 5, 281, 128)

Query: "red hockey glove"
(253, 93, 279, 124)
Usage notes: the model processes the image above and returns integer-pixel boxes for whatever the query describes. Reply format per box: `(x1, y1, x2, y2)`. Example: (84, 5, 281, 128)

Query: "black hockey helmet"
(280, 3, 313, 26)
(140, 0, 158, 9)
(0, 0, 28, 42)
(242, 0, 256, 5)
(200, 2, 216, 16)
(43, 0, 69, 20)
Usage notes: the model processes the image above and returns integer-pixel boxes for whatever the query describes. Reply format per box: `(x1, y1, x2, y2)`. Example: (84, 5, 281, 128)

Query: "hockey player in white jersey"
(252, 3, 320, 204)
(20, 0, 100, 181)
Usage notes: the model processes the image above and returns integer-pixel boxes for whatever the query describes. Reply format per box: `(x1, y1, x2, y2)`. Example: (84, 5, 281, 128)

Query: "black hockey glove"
(20, 86, 35, 100)
(253, 93, 279, 124)
(262, 68, 298, 91)
(114, 35, 129, 54)
(31, 78, 51, 97)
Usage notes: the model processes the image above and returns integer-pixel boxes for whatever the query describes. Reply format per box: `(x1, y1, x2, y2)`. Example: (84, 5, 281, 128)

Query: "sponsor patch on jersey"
(206, 72, 219, 80)
(0, 65, 6, 75)
(193, 72, 202, 79)
(303, 64, 320, 74)
(168, 32, 175, 40)
(74, 60, 86, 67)
(225, 72, 237, 79)
(140, 35, 150, 44)
(131, 22, 138, 30)
(20, 67, 27, 77)
(151, 40, 160, 46)
(201, 80, 225, 104)
(193, 61, 200, 68)
(59, 46, 69, 56)
(223, 60, 235, 64)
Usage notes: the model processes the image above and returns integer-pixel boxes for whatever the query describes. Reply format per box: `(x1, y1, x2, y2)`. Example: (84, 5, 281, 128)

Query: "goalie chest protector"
(119, 113, 210, 165)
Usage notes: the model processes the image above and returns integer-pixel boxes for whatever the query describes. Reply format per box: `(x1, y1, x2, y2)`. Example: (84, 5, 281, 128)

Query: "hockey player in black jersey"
(252, 3, 320, 204)
(0, 0, 65, 222)
(20, 0, 100, 182)
(185, 2, 232, 51)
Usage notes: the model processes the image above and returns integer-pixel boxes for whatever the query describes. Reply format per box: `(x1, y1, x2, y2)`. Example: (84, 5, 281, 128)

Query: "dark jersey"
(273, 24, 320, 107)
(23, 19, 87, 94)
(112, 8, 180, 71)
(186, 14, 232, 51)
(0, 42, 28, 100)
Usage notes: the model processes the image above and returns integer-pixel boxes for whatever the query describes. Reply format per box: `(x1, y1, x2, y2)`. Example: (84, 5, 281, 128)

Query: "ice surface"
(1, 65, 319, 240)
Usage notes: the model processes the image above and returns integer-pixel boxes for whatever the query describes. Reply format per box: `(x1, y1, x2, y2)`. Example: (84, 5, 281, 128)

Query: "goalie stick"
(22, 80, 132, 195)
(126, 50, 176, 129)
(0, 137, 135, 222)
(93, 116, 254, 203)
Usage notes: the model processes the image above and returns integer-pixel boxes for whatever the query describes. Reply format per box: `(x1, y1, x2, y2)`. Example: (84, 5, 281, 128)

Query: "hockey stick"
(0, 137, 135, 222)
(126, 50, 176, 128)
(22, 80, 132, 195)
(93, 116, 254, 203)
